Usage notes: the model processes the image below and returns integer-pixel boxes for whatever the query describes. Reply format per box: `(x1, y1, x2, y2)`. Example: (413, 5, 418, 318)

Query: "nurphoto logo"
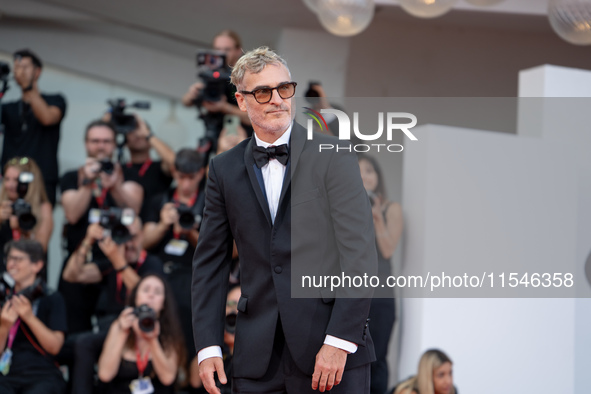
(303, 108, 418, 153)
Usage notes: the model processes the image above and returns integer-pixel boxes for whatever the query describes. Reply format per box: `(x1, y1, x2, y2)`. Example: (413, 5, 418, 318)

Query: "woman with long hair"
(0, 156, 53, 252)
(358, 153, 403, 394)
(394, 349, 455, 394)
(97, 274, 186, 393)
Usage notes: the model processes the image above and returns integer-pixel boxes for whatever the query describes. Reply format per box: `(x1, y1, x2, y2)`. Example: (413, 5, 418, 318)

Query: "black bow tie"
(253, 144, 289, 168)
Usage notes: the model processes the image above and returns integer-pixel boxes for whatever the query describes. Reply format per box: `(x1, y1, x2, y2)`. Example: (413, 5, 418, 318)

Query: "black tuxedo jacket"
(192, 122, 377, 379)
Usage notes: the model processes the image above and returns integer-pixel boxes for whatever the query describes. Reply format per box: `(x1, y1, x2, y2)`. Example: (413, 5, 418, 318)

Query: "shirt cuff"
(197, 345, 223, 364)
(324, 335, 358, 354)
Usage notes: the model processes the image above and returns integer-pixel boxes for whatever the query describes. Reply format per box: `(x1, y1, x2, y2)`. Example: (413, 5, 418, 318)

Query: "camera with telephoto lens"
(99, 207, 135, 244)
(177, 204, 201, 230)
(0, 62, 10, 82)
(12, 172, 36, 231)
(133, 304, 157, 333)
(107, 98, 150, 136)
(225, 312, 237, 334)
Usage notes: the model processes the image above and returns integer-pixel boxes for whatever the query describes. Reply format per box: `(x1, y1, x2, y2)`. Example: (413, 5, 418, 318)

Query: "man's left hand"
(98, 236, 125, 268)
(312, 344, 348, 392)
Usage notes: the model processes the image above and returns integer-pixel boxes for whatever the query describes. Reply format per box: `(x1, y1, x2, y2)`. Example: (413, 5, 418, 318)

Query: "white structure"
(398, 65, 591, 393)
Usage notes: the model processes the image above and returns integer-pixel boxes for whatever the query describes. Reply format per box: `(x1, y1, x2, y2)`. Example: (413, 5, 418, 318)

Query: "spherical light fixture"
(317, 0, 375, 37)
(548, 0, 591, 45)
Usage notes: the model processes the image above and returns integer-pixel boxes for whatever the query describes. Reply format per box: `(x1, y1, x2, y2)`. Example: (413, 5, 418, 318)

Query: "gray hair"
(231, 46, 290, 90)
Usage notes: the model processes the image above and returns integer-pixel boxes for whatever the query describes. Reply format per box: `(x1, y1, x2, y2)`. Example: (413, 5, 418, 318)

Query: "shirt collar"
(254, 122, 292, 148)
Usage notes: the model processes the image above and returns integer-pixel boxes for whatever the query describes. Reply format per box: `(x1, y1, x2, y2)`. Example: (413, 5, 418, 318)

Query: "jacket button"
(274, 266, 282, 274)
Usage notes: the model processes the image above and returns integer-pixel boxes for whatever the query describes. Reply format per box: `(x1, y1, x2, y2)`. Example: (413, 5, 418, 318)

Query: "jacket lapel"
(279, 122, 306, 207)
(244, 137, 273, 227)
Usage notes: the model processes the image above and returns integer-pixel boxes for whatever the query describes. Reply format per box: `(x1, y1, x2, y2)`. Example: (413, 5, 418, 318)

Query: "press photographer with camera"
(0, 49, 66, 207)
(142, 148, 205, 390)
(98, 275, 185, 394)
(120, 115, 175, 220)
(62, 216, 163, 329)
(97, 273, 186, 393)
(0, 240, 67, 393)
(59, 119, 143, 335)
(0, 157, 53, 254)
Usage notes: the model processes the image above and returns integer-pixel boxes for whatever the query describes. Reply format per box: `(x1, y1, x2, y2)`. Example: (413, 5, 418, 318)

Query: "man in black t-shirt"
(0, 240, 67, 393)
(121, 116, 174, 221)
(0, 49, 66, 206)
(62, 217, 163, 330)
(60, 119, 143, 334)
(142, 148, 205, 388)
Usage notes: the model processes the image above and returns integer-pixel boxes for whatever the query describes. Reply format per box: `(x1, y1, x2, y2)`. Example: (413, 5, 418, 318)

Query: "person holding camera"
(0, 240, 67, 394)
(182, 30, 251, 129)
(97, 273, 186, 394)
(62, 217, 163, 330)
(0, 49, 66, 207)
(0, 157, 53, 256)
(59, 119, 143, 334)
(122, 116, 175, 220)
(143, 148, 205, 391)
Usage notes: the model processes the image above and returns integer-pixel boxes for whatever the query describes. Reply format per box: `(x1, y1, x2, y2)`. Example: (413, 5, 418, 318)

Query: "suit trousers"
(233, 318, 370, 394)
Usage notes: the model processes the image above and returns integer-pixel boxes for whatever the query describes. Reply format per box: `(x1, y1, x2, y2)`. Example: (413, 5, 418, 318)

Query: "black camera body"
(133, 304, 157, 333)
(0, 275, 45, 307)
(12, 172, 36, 231)
(99, 207, 135, 244)
(107, 98, 150, 135)
(99, 158, 115, 175)
(177, 204, 202, 230)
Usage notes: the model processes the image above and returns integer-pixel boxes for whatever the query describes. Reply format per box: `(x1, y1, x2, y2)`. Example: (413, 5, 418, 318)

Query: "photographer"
(121, 116, 174, 220)
(62, 217, 163, 330)
(97, 274, 186, 393)
(0, 240, 67, 393)
(59, 119, 143, 334)
(0, 49, 66, 206)
(182, 30, 251, 128)
(0, 157, 53, 254)
(142, 148, 205, 390)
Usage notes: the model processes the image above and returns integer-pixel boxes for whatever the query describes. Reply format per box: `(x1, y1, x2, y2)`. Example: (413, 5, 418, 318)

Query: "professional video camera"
(0, 273, 45, 307)
(107, 98, 151, 136)
(193, 50, 232, 164)
(12, 172, 36, 231)
(133, 304, 157, 333)
(98, 207, 135, 244)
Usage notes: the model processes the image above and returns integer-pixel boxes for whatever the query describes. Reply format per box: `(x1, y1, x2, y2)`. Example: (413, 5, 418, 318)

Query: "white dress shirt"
(198, 123, 357, 364)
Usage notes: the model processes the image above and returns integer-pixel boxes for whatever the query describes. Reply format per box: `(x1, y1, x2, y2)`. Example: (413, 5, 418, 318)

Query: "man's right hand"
(159, 203, 178, 227)
(199, 357, 227, 394)
(83, 158, 100, 181)
(182, 82, 204, 107)
(0, 301, 18, 327)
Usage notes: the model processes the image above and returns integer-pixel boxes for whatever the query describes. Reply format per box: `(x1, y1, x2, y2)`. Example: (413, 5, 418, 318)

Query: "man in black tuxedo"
(192, 47, 377, 394)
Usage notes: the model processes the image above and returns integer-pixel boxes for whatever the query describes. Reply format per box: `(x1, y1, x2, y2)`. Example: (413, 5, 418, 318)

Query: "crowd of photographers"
(0, 30, 252, 394)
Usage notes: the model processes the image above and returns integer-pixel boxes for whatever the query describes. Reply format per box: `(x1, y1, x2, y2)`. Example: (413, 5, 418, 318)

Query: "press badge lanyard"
(136, 346, 150, 378)
(126, 159, 152, 178)
(0, 301, 40, 375)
